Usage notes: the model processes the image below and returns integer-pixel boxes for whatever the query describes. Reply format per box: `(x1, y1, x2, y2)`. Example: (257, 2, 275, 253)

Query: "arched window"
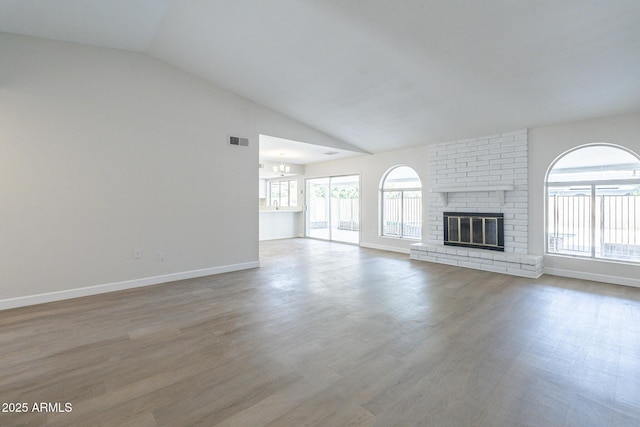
(546, 144, 640, 262)
(380, 165, 422, 239)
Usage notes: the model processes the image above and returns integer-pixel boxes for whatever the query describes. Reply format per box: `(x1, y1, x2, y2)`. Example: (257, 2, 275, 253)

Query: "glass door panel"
(306, 175, 360, 244)
(306, 178, 330, 240)
(330, 175, 359, 244)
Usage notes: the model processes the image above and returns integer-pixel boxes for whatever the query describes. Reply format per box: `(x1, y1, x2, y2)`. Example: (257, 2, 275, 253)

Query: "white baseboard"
(360, 242, 411, 255)
(544, 267, 640, 289)
(0, 261, 260, 311)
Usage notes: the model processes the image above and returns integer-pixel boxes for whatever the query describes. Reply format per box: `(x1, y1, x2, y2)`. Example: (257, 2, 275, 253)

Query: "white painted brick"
(501, 140, 528, 148)
(478, 154, 501, 161)
(436, 177, 458, 184)
(467, 160, 490, 167)
(509, 208, 528, 214)
(506, 267, 526, 276)
(488, 136, 515, 144)
(482, 264, 508, 273)
(493, 158, 517, 165)
(456, 155, 476, 162)
(494, 260, 513, 268)
(447, 172, 468, 178)
(494, 147, 516, 155)
(429, 130, 529, 255)
(492, 253, 507, 261)
(467, 170, 491, 178)
(518, 256, 536, 265)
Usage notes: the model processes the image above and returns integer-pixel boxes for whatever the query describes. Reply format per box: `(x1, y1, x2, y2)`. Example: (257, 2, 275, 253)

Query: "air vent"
(324, 151, 339, 155)
(229, 136, 249, 147)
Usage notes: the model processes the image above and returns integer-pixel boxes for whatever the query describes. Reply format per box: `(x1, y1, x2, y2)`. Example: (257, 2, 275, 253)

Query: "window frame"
(545, 143, 640, 264)
(269, 179, 297, 208)
(380, 165, 423, 240)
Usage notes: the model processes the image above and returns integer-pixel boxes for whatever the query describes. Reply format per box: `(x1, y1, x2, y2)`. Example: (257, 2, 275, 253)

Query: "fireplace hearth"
(443, 212, 504, 251)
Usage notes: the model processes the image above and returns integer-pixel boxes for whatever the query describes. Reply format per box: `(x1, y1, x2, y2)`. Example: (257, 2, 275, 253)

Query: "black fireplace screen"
(443, 212, 504, 251)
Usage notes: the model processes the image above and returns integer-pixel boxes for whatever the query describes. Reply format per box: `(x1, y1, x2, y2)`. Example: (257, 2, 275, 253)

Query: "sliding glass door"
(306, 175, 359, 244)
(306, 177, 331, 240)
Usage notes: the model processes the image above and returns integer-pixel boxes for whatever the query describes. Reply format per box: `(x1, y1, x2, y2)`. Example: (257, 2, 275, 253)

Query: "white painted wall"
(0, 33, 351, 307)
(2, 32, 638, 305)
(304, 146, 429, 253)
(306, 113, 640, 287)
(529, 112, 640, 287)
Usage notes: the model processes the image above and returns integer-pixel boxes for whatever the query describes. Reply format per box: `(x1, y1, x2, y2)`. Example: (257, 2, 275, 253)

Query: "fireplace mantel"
(430, 184, 515, 206)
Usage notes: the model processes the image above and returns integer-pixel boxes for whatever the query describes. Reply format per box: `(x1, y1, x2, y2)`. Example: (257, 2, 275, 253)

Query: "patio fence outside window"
(546, 143, 640, 264)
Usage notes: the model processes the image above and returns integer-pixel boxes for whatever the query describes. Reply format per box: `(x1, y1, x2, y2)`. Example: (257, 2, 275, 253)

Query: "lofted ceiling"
(2, 0, 640, 155)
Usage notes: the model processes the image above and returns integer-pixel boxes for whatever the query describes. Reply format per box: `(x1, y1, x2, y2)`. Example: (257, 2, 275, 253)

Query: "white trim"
(544, 267, 640, 289)
(0, 261, 260, 311)
(430, 185, 514, 207)
(360, 242, 411, 254)
(430, 184, 515, 193)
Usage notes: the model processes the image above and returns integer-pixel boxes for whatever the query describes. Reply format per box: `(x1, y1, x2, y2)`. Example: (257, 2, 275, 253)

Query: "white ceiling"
(2, 0, 640, 155)
(259, 134, 364, 177)
(259, 134, 362, 164)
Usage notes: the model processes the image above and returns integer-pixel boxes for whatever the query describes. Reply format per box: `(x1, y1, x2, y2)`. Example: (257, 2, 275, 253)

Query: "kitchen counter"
(259, 209, 303, 240)
(259, 208, 303, 213)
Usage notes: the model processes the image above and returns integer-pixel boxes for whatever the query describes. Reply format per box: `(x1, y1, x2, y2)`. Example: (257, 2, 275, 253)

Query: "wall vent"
(229, 136, 249, 147)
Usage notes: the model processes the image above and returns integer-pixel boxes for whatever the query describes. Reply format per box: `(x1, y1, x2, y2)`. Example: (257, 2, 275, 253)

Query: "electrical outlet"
(158, 252, 165, 261)
(134, 249, 142, 259)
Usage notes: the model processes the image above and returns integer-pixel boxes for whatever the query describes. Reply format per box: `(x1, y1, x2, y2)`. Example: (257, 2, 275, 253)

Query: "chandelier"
(273, 154, 290, 176)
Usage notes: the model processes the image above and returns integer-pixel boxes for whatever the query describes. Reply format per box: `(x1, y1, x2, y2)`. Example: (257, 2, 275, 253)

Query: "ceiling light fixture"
(273, 154, 290, 176)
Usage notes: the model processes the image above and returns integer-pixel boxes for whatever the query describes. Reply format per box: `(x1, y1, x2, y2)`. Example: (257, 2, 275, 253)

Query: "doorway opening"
(306, 175, 360, 244)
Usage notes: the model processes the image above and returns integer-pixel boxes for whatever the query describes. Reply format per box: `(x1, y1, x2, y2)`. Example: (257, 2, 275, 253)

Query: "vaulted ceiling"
(2, 0, 640, 153)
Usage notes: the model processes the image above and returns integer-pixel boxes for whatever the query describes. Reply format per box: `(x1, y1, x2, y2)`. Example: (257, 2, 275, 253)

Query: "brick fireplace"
(410, 129, 543, 278)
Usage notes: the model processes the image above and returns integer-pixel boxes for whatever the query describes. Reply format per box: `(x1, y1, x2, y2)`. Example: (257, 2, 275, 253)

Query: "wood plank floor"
(1, 238, 640, 426)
